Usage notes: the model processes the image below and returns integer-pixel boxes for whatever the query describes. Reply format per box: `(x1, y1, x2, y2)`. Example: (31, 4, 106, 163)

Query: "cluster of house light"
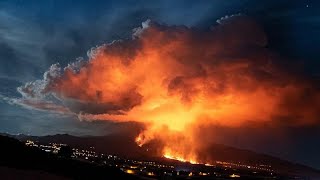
(25, 140, 65, 154)
(215, 161, 273, 171)
(25, 140, 277, 179)
(72, 148, 98, 159)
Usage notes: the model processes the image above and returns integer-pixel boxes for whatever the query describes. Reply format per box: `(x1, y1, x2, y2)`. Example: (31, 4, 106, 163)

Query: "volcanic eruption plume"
(17, 15, 320, 163)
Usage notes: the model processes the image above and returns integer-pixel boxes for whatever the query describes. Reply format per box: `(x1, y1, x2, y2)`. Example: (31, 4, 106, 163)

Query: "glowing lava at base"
(163, 152, 199, 164)
(163, 151, 215, 166)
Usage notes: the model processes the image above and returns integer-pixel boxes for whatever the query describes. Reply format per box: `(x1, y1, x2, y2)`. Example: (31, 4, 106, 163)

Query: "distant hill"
(202, 143, 320, 178)
(4, 133, 320, 179)
(0, 135, 141, 180)
(3, 133, 147, 159)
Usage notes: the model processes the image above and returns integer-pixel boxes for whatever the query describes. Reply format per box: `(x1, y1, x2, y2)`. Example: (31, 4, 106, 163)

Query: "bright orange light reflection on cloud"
(40, 19, 320, 164)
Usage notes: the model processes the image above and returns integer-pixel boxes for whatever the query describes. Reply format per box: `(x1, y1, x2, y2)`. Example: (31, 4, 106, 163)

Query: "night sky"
(0, 0, 320, 169)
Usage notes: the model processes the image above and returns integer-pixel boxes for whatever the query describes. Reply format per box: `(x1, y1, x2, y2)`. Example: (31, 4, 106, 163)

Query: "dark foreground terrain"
(10, 133, 320, 177)
(0, 135, 141, 180)
(1, 134, 320, 180)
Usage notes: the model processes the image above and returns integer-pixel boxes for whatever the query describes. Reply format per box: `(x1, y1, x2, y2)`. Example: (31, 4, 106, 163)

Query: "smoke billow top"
(16, 15, 320, 163)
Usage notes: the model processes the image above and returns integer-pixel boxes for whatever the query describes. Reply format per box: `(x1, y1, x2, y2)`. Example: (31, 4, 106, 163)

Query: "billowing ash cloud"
(16, 15, 320, 162)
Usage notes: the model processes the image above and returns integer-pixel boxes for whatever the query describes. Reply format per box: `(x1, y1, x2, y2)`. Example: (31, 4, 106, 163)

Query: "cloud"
(10, 15, 320, 163)
(216, 13, 242, 24)
(0, 94, 71, 115)
(16, 15, 320, 125)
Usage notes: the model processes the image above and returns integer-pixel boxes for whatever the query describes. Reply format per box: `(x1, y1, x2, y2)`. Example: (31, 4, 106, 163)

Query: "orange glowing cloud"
(17, 16, 320, 163)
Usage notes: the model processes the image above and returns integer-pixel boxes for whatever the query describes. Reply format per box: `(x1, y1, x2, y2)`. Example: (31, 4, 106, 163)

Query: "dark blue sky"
(0, 0, 319, 168)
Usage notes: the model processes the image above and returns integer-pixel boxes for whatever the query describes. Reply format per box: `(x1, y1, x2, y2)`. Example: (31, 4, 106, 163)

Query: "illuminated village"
(24, 139, 308, 179)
